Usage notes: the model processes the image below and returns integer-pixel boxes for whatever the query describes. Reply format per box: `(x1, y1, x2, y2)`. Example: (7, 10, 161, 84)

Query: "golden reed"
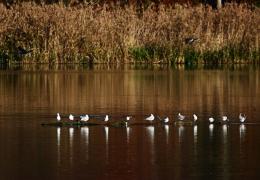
(0, 2, 259, 64)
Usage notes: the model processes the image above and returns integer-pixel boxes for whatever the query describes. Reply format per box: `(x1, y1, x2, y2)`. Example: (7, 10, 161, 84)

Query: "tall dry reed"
(0, 2, 259, 64)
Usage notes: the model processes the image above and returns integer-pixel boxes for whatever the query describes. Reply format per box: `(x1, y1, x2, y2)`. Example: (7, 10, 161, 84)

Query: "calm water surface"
(0, 65, 260, 179)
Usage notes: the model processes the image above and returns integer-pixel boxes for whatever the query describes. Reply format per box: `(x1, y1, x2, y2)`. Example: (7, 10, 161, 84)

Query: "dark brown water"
(0, 64, 260, 179)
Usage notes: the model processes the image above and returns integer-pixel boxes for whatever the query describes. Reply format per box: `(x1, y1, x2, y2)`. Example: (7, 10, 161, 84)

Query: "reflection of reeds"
(0, 3, 259, 64)
(0, 64, 259, 119)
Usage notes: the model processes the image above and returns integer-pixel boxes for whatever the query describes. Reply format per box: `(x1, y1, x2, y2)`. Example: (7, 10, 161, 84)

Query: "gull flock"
(56, 112, 247, 125)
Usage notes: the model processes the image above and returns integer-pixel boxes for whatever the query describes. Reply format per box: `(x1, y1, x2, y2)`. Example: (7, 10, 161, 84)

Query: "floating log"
(174, 120, 196, 126)
(41, 120, 254, 127)
(41, 121, 101, 127)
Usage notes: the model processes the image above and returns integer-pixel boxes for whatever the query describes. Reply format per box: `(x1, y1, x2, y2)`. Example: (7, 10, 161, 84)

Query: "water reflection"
(0, 65, 260, 179)
(104, 126, 109, 164)
(145, 126, 155, 164)
(222, 124, 228, 143)
(104, 126, 109, 145)
(57, 127, 61, 146)
(81, 127, 89, 146)
(209, 124, 214, 139)
(0, 65, 259, 121)
(164, 125, 169, 145)
(222, 124, 229, 177)
(81, 127, 89, 160)
(69, 127, 74, 143)
(178, 125, 184, 143)
(193, 125, 198, 157)
(239, 124, 246, 140)
(146, 126, 155, 142)
(193, 125, 198, 144)
(57, 127, 61, 165)
(69, 127, 74, 164)
(126, 127, 130, 144)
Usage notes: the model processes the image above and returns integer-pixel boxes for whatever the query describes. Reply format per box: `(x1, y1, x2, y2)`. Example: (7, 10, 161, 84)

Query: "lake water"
(0, 64, 260, 179)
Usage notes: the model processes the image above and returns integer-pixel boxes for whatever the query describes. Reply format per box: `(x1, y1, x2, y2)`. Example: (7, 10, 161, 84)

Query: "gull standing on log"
(239, 113, 246, 123)
(80, 114, 89, 121)
(104, 115, 109, 122)
(193, 114, 198, 122)
(145, 114, 155, 121)
(178, 113, 185, 121)
(69, 114, 74, 121)
(125, 116, 131, 126)
(164, 117, 169, 123)
(57, 113, 61, 121)
(222, 116, 229, 123)
(209, 117, 214, 123)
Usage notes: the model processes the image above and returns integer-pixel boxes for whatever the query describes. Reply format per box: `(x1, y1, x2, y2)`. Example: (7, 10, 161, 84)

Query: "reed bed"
(0, 2, 259, 64)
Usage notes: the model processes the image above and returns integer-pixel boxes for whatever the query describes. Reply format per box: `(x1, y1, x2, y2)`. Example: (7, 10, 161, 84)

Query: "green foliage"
(0, 49, 9, 64)
(169, 48, 181, 64)
(254, 0, 260, 7)
(129, 47, 149, 62)
(184, 48, 200, 66)
(129, 44, 260, 65)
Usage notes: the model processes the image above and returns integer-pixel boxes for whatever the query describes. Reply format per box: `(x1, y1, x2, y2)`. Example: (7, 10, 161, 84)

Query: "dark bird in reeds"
(17, 46, 32, 56)
(185, 37, 199, 45)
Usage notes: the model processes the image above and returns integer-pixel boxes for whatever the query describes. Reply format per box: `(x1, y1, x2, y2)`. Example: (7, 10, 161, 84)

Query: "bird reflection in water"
(69, 127, 74, 143)
(146, 126, 155, 142)
(193, 125, 198, 144)
(222, 124, 228, 144)
(193, 125, 198, 157)
(126, 126, 131, 144)
(57, 127, 61, 165)
(81, 127, 89, 160)
(81, 127, 89, 146)
(69, 127, 74, 163)
(164, 125, 169, 145)
(146, 126, 155, 164)
(57, 127, 61, 146)
(104, 126, 109, 164)
(239, 124, 246, 154)
(239, 124, 246, 140)
(209, 124, 214, 139)
(104, 126, 109, 144)
(178, 125, 184, 143)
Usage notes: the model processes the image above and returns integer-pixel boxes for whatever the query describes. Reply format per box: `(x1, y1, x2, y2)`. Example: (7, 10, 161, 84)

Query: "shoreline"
(0, 62, 259, 71)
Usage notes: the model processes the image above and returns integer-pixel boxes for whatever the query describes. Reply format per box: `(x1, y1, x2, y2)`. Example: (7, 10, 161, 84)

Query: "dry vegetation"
(0, 2, 259, 64)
